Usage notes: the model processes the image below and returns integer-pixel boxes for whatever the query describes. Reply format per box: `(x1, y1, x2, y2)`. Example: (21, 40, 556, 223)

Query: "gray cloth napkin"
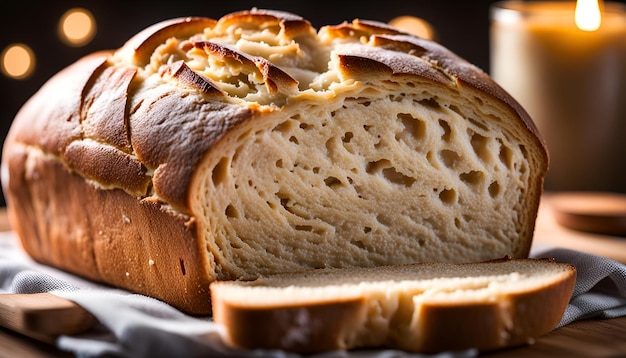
(1, 231, 625, 358)
(533, 247, 626, 327)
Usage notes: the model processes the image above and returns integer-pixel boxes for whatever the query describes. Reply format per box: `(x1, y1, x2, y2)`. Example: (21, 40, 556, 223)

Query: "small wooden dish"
(549, 192, 626, 237)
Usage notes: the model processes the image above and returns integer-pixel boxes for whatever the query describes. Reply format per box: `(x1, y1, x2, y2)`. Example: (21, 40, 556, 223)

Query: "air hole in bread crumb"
(438, 119, 452, 142)
(324, 176, 342, 188)
(342, 132, 353, 143)
(439, 149, 460, 169)
(454, 217, 462, 229)
(459, 170, 485, 187)
(272, 120, 294, 134)
(229, 240, 242, 250)
(366, 160, 416, 187)
(366, 159, 388, 174)
(236, 129, 252, 142)
(376, 214, 392, 227)
(225, 204, 239, 219)
(426, 151, 438, 168)
(390, 93, 406, 102)
(396, 113, 426, 143)
(519, 144, 528, 160)
(467, 117, 489, 132)
(382, 167, 416, 187)
(438, 188, 457, 205)
(276, 192, 293, 214)
(448, 104, 463, 117)
(325, 138, 336, 157)
(212, 157, 230, 186)
(289, 136, 299, 144)
(275, 159, 283, 168)
(299, 122, 313, 130)
(498, 139, 513, 169)
(363, 226, 372, 233)
(470, 132, 490, 162)
(418, 97, 441, 109)
(489, 181, 501, 198)
(350, 239, 367, 250)
(519, 162, 528, 175)
(295, 225, 314, 232)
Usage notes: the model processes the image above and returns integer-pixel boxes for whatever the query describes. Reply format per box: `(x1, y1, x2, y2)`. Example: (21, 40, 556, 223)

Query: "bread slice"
(211, 258, 576, 354)
(2, 9, 548, 314)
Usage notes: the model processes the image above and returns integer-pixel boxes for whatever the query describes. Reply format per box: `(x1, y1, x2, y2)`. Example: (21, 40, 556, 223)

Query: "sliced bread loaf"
(210, 258, 576, 354)
(2, 9, 547, 314)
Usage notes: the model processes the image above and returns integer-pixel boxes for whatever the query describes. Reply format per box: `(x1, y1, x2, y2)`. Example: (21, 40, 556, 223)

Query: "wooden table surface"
(1, 194, 626, 357)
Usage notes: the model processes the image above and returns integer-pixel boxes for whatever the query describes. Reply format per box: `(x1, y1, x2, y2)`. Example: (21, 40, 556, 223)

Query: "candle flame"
(575, 0, 602, 31)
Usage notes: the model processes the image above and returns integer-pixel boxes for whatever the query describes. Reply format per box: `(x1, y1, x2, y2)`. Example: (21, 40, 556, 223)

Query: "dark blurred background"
(1, 0, 623, 206)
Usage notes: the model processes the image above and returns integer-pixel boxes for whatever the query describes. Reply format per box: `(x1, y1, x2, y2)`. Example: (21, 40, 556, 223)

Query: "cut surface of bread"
(2, 9, 547, 314)
(211, 258, 576, 354)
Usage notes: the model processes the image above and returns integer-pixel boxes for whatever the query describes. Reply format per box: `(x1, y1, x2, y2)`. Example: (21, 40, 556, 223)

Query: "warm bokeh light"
(388, 16, 436, 41)
(58, 8, 96, 46)
(1, 44, 35, 80)
(575, 0, 602, 31)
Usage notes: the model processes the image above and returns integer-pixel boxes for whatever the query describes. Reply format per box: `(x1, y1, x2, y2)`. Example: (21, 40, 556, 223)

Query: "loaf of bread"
(1, 9, 548, 315)
(211, 258, 575, 354)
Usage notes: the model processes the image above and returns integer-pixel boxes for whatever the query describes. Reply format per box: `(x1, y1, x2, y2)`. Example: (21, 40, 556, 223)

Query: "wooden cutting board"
(0, 293, 95, 344)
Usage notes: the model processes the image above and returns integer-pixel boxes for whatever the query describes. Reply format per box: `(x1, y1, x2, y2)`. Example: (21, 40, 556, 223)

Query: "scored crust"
(2, 9, 548, 315)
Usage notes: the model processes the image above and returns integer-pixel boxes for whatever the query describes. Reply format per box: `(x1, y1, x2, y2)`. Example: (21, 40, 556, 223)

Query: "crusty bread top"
(5, 9, 546, 214)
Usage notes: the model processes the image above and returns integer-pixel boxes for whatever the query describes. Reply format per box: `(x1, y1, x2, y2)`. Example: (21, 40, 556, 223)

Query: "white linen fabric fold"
(1, 231, 625, 358)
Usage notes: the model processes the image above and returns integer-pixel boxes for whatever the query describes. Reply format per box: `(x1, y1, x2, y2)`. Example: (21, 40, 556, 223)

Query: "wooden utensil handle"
(0, 293, 95, 344)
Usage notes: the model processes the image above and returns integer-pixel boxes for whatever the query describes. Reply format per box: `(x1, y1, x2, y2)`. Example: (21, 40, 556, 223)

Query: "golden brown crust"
(6, 145, 214, 314)
(218, 8, 313, 38)
(81, 64, 137, 150)
(64, 140, 151, 196)
(119, 17, 218, 66)
(160, 61, 225, 97)
(213, 298, 366, 353)
(415, 272, 575, 352)
(7, 52, 109, 155)
(128, 84, 253, 211)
